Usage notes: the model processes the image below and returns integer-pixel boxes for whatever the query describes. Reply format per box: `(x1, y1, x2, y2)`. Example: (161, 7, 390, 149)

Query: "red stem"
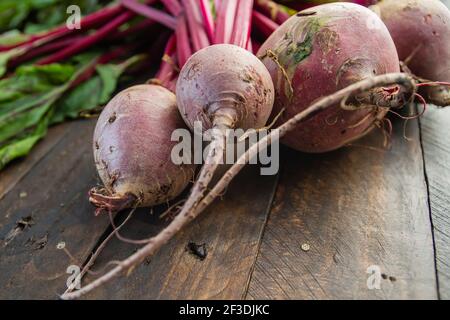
(214, 0, 238, 44)
(199, 0, 215, 43)
(252, 10, 279, 38)
(251, 39, 261, 54)
(37, 11, 135, 65)
(108, 19, 156, 41)
(175, 14, 192, 68)
(120, 0, 177, 30)
(181, 0, 210, 51)
(161, 0, 182, 16)
(231, 0, 254, 48)
(155, 35, 178, 88)
(12, 19, 156, 67)
(214, 0, 220, 10)
(254, 0, 290, 24)
(8, 36, 84, 67)
(0, 5, 124, 53)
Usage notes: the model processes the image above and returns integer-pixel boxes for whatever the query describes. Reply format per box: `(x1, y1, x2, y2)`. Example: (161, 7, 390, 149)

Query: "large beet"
(372, 0, 450, 106)
(90, 84, 194, 214)
(257, 3, 401, 152)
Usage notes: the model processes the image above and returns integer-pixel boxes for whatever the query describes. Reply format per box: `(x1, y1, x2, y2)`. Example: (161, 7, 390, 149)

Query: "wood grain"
(0, 119, 112, 299)
(420, 106, 450, 300)
(82, 165, 279, 299)
(0, 124, 71, 200)
(247, 114, 437, 299)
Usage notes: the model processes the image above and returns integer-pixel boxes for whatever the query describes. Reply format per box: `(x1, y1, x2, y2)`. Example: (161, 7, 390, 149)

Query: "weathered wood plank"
(247, 115, 437, 299)
(0, 119, 112, 299)
(420, 106, 450, 300)
(0, 124, 71, 200)
(82, 165, 279, 299)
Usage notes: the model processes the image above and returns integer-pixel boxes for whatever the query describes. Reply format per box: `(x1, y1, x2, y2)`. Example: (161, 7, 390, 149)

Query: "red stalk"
(254, 0, 290, 24)
(199, 0, 215, 43)
(155, 35, 178, 88)
(108, 19, 156, 41)
(11, 19, 156, 67)
(231, 0, 254, 48)
(214, 0, 221, 11)
(214, 0, 238, 44)
(175, 14, 192, 68)
(37, 11, 135, 65)
(120, 0, 177, 30)
(0, 5, 124, 53)
(9, 36, 84, 67)
(251, 39, 261, 54)
(161, 0, 182, 16)
(252, 10, 279, 38)
(181, 0, 210, 51)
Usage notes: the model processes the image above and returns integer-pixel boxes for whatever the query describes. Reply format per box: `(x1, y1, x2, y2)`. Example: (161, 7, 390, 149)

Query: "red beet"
(90, 84, 194, 214)
(177, 44, 274, 131)
(173, 43, 274, 228)
(371, 0, 450, 106)
(257, 2, 402, 152)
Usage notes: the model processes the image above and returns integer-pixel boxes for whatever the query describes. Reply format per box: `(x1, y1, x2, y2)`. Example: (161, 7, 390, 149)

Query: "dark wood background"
(0, 102, 448, 299)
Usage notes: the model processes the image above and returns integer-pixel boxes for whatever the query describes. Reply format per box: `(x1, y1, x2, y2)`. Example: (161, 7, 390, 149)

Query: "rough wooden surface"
(247, 116, 437, 299)
(0, 124, 69, 200)
(420, 106, 450, 300)
(0, 119, 111, 299)
(82, 165, 279, 299)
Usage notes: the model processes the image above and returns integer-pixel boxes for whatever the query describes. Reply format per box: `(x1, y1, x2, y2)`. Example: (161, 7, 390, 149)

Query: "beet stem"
(175, 14, 192, 68)
(121, 0, 177, 30)
(199, 0, 215, 43)
(161, 0, 182, 16)
(181, 0, 210, 51)
(155, 35, 178, 88)
(108, 19, 156, 41)
(9, 36, 84, 67)
(231, 0, 254, 48)
(214, 0, 238, 44)
(0, 4, 124, 53)
(254, 0, 290, 24)
(252, 10, 279, 38)
(37, 11, 134, 65)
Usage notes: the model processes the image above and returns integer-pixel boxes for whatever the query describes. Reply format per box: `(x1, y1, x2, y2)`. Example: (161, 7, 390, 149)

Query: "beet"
(90, 84, 194, 214)
(371, 0, 450, 106)
(257, 3, 401, 152)
(174, 43, 274, 217)
(177, 44, 274, 131)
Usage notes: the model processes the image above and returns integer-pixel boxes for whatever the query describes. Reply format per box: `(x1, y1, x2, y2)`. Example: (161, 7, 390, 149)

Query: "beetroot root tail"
(89, 187, 137, 215)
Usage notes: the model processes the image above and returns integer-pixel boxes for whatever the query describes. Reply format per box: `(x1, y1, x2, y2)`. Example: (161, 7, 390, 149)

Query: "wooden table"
(0, 103, 448, 300)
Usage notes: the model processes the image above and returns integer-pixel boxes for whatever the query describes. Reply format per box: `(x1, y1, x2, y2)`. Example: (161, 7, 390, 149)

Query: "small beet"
(90, 84, 195, 214)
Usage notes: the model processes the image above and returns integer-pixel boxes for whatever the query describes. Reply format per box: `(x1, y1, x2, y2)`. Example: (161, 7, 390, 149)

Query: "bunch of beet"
(63, 0, 450, 299)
